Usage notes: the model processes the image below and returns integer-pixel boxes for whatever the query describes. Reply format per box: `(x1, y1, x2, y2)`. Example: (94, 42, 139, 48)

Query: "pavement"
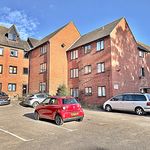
(0, 101, 150, 150)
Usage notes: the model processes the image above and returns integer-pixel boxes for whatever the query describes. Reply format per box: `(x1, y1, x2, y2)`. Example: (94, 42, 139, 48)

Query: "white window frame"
(96, 40, 104, 51)
(0, 47, 4, 56)
(0, 65, 3, 74)
(85, 87, 92, 95)
(98, 86, 106, 97)
(84, 45, 91, 54)
(84, 65, 92, 74)
(71, 50, 78, 60)
(40, 63, 46, 73)
(39, 82, 46, 92)
(70, 88, 79, 97)
(70, 68, 79, 78)
(97, 62, 105, 73)
(10, 49, 18, 57)
(9, 66, 17, 74)
(8, 83, 16, 92)
(40, 46, 47, 55)
(139, 50, 144, 58)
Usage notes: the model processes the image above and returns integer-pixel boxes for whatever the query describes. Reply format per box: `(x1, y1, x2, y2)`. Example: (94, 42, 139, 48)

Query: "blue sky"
(0, 0, 149, 45)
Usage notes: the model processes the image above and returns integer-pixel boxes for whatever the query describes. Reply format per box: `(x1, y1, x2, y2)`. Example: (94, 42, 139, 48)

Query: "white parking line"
(36, 120, 78, 132)
(0, 128, 33, 142)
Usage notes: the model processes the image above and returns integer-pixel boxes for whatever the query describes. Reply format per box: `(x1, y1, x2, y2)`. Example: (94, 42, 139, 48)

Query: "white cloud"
(0, 7, 39, 40)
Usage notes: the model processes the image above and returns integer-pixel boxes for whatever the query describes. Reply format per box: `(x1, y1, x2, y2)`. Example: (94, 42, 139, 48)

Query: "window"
(84, 45, 91, 54)
(0, 65, 3, 74)
(70, 68, 79, 78)
(123, 95, 134, 101)
(49, 98, 58, 105)
(10, 49, 18, 57)
(140, 67, 145, 77)
(23, 68, 28, 74)
(40, 63, 46, 73)
(85, 87, 92, 96)
(97, 62, 105, 73)
(39, 82, 46, 92)
(40, 46, 47, 55)
(8, 83, 16, 91)
(96, 40, 104, 51)
(111, 95, 123, 101)
(8, 33, 17, 41)
(0, 47, 4, 56)
(63, 98, 78, 104)
(84, 65, 92, 74)
(139, 50, 144, 58)
(24, 51, 28, 59)
(98, 86, 106, 97)
(0, 83, 2, 91)
(9, 66, 17, 74)
(71, 50, 78, 60)
(70, 88, 79, 97)
(133, 95, 147, 101)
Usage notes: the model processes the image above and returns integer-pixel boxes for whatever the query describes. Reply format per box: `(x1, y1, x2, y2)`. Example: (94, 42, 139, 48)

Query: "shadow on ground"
(23, 113, 56, 125)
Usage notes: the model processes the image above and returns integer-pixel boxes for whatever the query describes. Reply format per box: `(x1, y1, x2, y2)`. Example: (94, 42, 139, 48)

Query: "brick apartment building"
(0, 25, 29, 97)
(28, 22, 80, 95)
(67, 18, 150, 105)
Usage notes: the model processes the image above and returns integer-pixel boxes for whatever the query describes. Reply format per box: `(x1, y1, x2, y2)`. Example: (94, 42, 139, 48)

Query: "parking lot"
(1, 101, 150, 150)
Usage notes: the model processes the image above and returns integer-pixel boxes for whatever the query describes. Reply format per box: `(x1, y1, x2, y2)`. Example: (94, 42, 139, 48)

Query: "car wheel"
(135, 107, 145, 115)
(77, 117, 83, 122)
(32, 101, 39, 108)
(34, 111, 40, 120)
(55, 115, 63, 125)
(105, 105, 112, 112)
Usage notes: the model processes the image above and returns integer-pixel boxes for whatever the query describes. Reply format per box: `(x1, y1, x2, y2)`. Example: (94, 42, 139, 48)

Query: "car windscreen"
(62, 98, 78, 104)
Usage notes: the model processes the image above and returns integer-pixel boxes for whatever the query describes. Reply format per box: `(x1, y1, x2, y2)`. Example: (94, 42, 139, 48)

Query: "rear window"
(62, 98, 78, 104)
(133, 95, 147, 101)
(146, 94, 150, 101)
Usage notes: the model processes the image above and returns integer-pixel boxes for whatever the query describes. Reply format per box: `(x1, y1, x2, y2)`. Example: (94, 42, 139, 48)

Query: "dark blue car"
(0, 92, 10, 106)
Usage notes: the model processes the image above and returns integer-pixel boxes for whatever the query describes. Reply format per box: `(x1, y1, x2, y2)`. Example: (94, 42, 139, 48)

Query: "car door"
(109, 95, 123, 110)
(38, 97, 51, 118)
(41, 98, 59, 120)
(121, 94, 134, 111)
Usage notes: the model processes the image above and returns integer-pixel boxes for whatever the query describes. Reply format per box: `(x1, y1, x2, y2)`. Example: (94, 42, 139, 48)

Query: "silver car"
(23, 93, 49, 108)
(103, 93, 150, 115)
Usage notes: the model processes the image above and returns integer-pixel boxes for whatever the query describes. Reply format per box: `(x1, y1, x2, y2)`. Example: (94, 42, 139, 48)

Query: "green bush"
(56, 84, 68, 96)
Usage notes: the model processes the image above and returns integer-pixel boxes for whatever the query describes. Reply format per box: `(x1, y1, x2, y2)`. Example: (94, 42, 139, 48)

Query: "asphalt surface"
(0, 101, 150, 150)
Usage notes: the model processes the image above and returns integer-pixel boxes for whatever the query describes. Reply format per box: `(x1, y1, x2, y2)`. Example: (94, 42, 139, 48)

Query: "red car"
(34, 96, 84, 125)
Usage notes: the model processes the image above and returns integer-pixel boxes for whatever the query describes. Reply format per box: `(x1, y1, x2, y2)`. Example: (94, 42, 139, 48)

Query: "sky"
(0, 0, 149, 45)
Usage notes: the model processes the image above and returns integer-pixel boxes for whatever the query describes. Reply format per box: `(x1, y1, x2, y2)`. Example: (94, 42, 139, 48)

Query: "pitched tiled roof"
(0, 25, 30, 50)
(31, 22, 70, 49)
(68, 18, 123, 50)
(137, 41, 150, 52)
(27, 37, 39, 48)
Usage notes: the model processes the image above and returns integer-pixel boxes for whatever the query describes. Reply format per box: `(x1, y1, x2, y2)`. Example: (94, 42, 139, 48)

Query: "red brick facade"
(67, 18, 150, 105)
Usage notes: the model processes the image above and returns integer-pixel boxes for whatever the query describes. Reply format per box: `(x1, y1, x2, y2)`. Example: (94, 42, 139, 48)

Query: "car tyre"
(34, 111, 40, 120)
(32, 101, 39, 108)
(55, 115, 63, 125)
(77, 117, 83, 122)
(135, 107, 145, 115)
(105, 105, 112, 112)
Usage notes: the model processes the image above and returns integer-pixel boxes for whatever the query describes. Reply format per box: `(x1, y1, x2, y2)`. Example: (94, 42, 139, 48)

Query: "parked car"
(34, 96, 84, 125)
(0, 92, 10, 106)
(103, 93, 150, 115)
(23, 93, 49, 108)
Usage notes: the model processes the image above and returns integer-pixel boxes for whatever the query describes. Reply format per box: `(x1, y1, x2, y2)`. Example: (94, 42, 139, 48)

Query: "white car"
(103, 93, 150, 115)
(23, 93, 49, 108)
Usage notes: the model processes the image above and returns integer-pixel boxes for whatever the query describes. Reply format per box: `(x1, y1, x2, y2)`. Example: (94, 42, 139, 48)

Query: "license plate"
(71, 112, 78, 116)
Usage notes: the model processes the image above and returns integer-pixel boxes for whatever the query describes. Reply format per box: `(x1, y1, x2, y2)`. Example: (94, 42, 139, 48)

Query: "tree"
(56, 84, 68, 96)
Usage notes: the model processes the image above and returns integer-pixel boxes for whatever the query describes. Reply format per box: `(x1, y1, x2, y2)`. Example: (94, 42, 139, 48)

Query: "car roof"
(49, 96, 74, 99)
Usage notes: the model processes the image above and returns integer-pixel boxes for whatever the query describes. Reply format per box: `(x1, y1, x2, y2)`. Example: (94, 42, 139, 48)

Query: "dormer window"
(8, 33, 17, 41)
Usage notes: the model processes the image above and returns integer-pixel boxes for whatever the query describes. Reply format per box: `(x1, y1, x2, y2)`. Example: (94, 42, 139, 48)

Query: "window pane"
(0, 48, 3, 55)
